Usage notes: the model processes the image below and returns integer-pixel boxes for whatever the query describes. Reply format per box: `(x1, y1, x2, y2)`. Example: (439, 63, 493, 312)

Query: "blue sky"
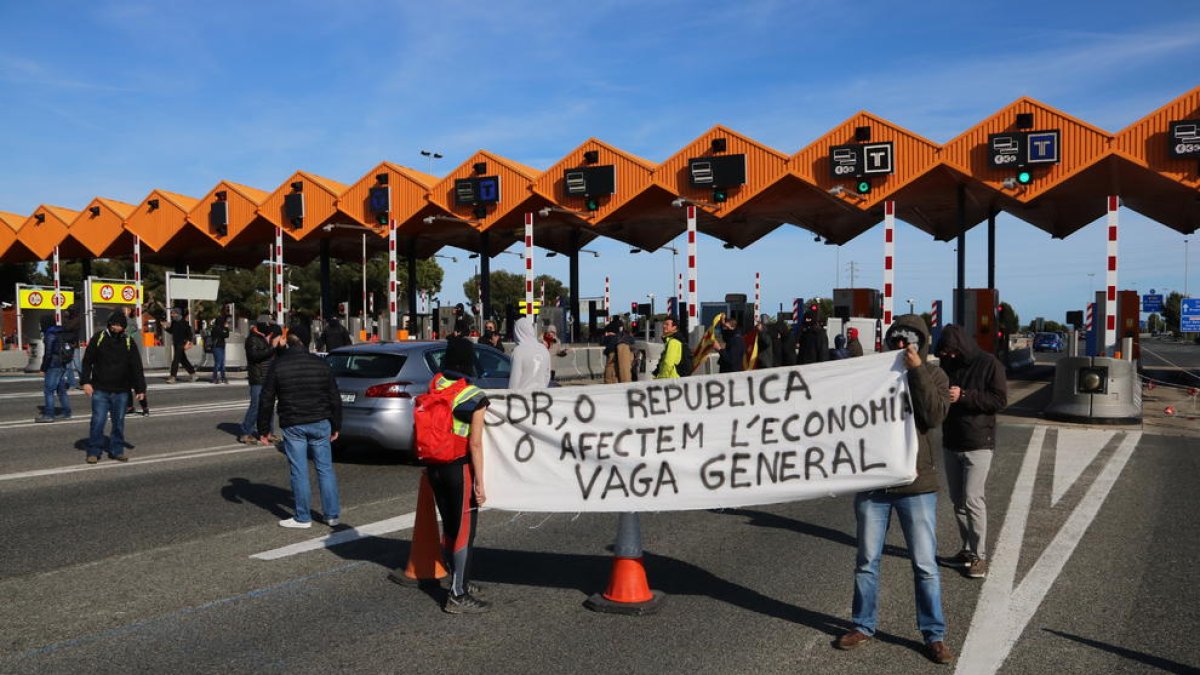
(1, 1, 1197, 325)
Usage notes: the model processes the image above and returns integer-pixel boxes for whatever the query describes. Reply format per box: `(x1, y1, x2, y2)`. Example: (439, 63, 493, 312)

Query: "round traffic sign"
(28, 292, 43, 307)
(100, 284, 115, 301)
(121, 286, 137, 302)
(51, 292, 66, 307)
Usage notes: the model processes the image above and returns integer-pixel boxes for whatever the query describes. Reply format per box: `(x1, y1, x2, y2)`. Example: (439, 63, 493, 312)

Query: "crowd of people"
(38, 302, 1007, 662)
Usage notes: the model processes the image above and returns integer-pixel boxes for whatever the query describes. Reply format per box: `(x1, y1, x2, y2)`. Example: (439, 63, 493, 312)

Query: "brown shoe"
(945, 549, 973, 568)
(834, 630, 872, 650)
(967, 557, 989, 579)
(925, 640, 955, 664)
(85, 456, 98, 464)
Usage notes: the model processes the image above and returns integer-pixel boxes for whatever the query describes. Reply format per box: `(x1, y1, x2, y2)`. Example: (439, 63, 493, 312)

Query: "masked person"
(836, 314, 954, 665)
(508, 316, 551, 390)
(166, 307, 197, 383)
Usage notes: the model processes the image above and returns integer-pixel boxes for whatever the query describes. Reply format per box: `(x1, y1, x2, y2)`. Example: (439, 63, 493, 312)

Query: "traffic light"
(856, 179, 871, 195)
(376, 212, 388, 226)
(585, 196, 600, 211)
(713, 187, 728, 203)
(1016, 170, 1032, 185)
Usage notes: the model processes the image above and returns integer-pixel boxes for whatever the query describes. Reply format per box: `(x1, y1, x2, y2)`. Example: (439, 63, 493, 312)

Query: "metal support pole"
(406, 237, 418, 336)
(361, 233, 367, 324)
(320, 237, 332, 321)
(569, 229, 581, 343)
(524, 213, 535, 315)
(274, 227, 284, 326)
(987, 208, 997, 291)
(479, 231, 492, 322)
(388, 219, 397, 339)
(52, 247, 62, 325)
(955, 184, 966, 326)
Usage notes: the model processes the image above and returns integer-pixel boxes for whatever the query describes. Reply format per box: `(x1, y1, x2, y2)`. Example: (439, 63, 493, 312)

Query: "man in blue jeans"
(36, 315, 72, 422)
(240, 318, 277, 444)
(258, 331, 342, 529)
(79, 311, 146, 464)
(835, 314, 954, 665)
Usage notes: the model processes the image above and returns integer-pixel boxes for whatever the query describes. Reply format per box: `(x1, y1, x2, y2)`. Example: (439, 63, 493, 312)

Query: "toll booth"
(833, 288, 882, 319)
(700, 294, 751, 331)
(1086, 290, 1140, 358)
(955, 288, 1000, 354)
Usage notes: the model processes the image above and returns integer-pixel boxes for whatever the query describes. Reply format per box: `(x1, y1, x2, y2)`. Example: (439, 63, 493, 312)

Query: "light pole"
(906, 298, 915, 315)
(630, 245, 679, 308)
(419, 150, 443, 175)
(1185, 238, 1190, 298)
(323, 223, 377, 329)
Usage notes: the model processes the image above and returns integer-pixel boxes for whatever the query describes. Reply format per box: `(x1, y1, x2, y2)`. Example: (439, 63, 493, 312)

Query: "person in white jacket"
(507, 316, 551, 390)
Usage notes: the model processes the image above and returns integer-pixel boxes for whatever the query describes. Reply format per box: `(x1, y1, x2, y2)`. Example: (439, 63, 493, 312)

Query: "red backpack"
(413, 375, 471, 464)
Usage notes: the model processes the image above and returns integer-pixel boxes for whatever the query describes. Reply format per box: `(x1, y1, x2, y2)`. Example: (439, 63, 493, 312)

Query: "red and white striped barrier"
(133, 236, 142, 325)
(686, 205, 697, 321)
(387, 220, 396, 336)
(52, 245, 62, 324)
(1085, 302, 1094, 334)
(883, 200, 895, 324)
(1104, 196, 1118, 355)
(275, 226, 285, 326)
(525, 212, 535, 315)
(604, 276, 610, 314)
(754, 272, 761, 322)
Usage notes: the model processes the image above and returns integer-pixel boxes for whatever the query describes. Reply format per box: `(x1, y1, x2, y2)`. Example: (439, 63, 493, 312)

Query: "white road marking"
(0, 443, 273, 482)
(0, 379, 246, 401)
(1051, 428, 1110, 506)
(250, 512, 419, 560)
(956, 428, 1142, 674)
(0, 401, 247, 430)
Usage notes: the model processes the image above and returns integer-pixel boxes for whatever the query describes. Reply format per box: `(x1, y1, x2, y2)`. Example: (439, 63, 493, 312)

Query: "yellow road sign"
(18, 289, 75, 310)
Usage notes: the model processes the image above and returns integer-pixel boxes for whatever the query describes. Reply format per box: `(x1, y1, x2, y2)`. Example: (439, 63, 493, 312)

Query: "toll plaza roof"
(69, 197, 137, 258)
(1112, 86, 1200, 234)
(1, 87, 1197, 267)
(0, 211, 25, 261)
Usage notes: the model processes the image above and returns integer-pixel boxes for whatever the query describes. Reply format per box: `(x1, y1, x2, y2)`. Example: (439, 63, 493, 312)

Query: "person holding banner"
(426, 336, 491, 614)
(509, 315, 550, 390)
(715, 316, 745, 373)
(836, 314, 954, 665)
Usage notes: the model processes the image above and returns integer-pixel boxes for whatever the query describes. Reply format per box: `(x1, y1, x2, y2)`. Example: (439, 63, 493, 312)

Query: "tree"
(463, 271, 569, 320)
(998, 302, 1020, 335)
(1147, 312, 1164, 333)
(1162, 291, 1183, 334)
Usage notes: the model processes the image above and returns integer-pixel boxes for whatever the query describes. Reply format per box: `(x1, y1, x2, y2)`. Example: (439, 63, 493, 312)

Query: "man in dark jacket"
(836, 314, 954, 665)
(935, 324, 1008, 580)
(166, 307, 196, 383)
(258, 332, 342, 529)
(321, 317, 353, 352)
(79, 311, 146, 464)
(239, 317, 278, 444)
(797, 310, 829, 364)
(208, 313, 230, 384)
(715, 316, 745, 373)
(37, 315, 73, 422)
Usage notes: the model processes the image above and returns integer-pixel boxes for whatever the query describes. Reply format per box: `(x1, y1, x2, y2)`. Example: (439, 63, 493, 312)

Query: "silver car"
(326, 341, 514, 454)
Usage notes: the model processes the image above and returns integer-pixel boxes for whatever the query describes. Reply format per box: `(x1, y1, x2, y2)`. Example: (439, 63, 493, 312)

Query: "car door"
(473, 345, 512, 389)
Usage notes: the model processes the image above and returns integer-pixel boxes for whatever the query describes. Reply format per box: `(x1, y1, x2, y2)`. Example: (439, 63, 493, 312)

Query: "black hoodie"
(936, 324, 1008, 451)
(80, 313, 146, 395)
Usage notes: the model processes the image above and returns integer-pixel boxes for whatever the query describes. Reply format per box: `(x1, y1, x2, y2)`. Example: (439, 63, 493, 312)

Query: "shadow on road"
(220, 477, 293, 519)
(712, 507, 911, 559)
(1043, 628, 1196, 674)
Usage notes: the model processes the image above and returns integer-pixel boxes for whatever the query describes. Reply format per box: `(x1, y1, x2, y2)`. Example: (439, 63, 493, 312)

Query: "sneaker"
(834, 630, 872, 651)
(967, 557, 989, 579)
(945, 549, 973, 568)
(443, 593, 490, 614)
(269, 434, 282, 444)
(85, 456, 98, 464)
(111, 454, 129, 462)
(278, 518, 312, 529)
(190, 373, 198, 382)
(327, 517, 340, 527)
(221, 379, 229, 384)
(924, 640, 955, 664)
(60, 414, 73, 420)
(165, 377, 176, 384)
(141, 409, 150, 417)
(35, 417, 55, 423)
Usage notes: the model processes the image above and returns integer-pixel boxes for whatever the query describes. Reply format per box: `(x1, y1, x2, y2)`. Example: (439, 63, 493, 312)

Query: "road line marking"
(0, 443, 272, 482)
(250, 512, 419, 560)
(1051, 428, 1110, 506)
(956, 429, 1142, 674)
(0, 402, 248, 430)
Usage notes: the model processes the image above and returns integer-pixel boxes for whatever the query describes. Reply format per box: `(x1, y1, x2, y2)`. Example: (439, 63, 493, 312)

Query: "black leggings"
(170, 345, 194, 377)
(425, 462, 478, 597)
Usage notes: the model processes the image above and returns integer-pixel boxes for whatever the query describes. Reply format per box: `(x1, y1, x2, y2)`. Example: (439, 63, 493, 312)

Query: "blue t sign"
(475, 176, 500, 204)
(368, 186, 390, 213)
(1026, 131, 1060, 164)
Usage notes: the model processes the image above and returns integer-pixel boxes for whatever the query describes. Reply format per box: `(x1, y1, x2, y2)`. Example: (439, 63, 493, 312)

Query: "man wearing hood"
(79, 311, 146, 464)
(239, 317, 278, 444)
(508, 315, 551, 390)
(165, 306, 197, 383)
(846, 327, 865, 358)
(836, 314, 954, 665)
(320, 317, 353, 352)
(935, 324, 1008, 580)
(797, 310, 829, 364)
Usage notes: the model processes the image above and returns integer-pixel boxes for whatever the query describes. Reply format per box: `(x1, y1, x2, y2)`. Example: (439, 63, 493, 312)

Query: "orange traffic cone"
(585, 513, 664, 615)
(388, 472, 448, 586)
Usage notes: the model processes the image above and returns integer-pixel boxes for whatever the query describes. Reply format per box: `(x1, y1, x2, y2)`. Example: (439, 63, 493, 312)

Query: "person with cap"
(452, 303, 472, 337)
(36, 314, 73, 422)
(846, 327, 865, 358)
(797, 310, 829, 365)
(79, 310, 146, 464)
(601, 317, 634, 384)
(208, 312, 230, 384)
(425, 336, 491, 613)
(836, 313, 954, 665)
(165, 306, 197, 383)
(258, 330, 342, 529)
(509, 315, 551, 390)
(239, 317, 278, 444)
(715, 315, 745, 373)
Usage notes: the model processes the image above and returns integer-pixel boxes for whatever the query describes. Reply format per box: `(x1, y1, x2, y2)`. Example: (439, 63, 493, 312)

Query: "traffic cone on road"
(389, 472, 448, 586)
(585, 512, 664, 615)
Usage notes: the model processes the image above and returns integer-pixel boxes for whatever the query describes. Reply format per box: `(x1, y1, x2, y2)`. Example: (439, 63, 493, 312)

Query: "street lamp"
(323, 223, 374, 322)
(1185, 238, 1190, 298)
(630, 245, 679, 306)
(468, 251, 521, 259)
(419, 149, 443, 175)
(432, 254, 458, 264)
(906, 298, 915, 315)
(546, 249, 599, 258)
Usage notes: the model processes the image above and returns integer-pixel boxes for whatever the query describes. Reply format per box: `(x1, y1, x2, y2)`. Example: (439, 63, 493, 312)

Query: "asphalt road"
(0, 363, 1197, 675)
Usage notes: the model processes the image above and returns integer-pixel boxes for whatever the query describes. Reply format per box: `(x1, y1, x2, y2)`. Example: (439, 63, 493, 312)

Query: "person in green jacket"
(653, 317, 684, 379)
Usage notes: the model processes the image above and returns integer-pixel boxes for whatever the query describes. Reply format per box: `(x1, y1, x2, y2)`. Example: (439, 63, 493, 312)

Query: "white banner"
(483, 352, 919, 512)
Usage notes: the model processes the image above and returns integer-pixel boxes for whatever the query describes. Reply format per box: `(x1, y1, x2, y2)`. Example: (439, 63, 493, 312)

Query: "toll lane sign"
(18, 289, 74, 310)
(828, 142, 894, 178)
(1142, 293, 1163, 313)
(1169, 119, 1200, 158)
(91, 282, 140, 305)
(987, 129, 1061, 167)
(1182, 298, 1200, 333)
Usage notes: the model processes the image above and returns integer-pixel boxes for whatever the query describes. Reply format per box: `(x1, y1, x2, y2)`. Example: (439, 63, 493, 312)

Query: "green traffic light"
(375, 212, 388, 225)
(713, 188, 727, 203)
(856, 181, 871, 194)
(1016, 170, 1032, 185)
(585, 197, 599, 211)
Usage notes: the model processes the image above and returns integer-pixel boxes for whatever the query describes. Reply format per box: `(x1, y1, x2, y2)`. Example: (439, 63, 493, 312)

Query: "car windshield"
(1036, 333, 1057, 342)
(326, 352, 406, 378)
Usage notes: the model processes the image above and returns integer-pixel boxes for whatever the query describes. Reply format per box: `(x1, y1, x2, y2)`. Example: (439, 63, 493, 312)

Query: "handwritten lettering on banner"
(482, 352, 919, 512)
